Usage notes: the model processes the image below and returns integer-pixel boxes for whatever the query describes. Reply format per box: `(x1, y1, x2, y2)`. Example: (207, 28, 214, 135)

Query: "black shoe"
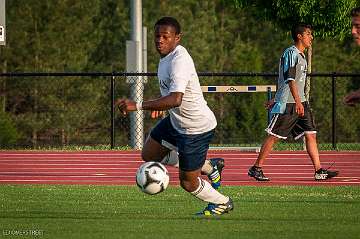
(314, 168, 339, 181)
(248, 166, 270, 181)
(208, 158, 224, 189)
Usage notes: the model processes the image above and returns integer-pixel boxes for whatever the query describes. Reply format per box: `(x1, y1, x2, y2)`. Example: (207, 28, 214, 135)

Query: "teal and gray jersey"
(271, 45, 308, 114)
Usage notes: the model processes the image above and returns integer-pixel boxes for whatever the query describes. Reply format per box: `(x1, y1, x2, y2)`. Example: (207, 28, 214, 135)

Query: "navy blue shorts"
(150, 116, 215, 171)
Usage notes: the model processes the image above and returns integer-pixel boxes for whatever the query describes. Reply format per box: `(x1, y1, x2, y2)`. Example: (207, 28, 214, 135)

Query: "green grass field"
(1, 185, 359, 239)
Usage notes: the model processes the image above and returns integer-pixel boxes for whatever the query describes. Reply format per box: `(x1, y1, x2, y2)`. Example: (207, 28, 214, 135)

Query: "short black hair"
(154, 17, 181, 34)
(351, 7, 360, 17)
(291, 23, 312, 42)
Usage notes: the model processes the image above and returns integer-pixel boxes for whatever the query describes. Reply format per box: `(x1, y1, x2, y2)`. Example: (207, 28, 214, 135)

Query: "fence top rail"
(0, 72, 360, 77)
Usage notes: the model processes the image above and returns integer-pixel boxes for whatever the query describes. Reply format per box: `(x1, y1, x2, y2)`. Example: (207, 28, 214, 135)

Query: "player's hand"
(115, 98, 137, 116)
(150, 110, 164, 119)
(264, 99, 275, 109)
(295, 102, 304, 117)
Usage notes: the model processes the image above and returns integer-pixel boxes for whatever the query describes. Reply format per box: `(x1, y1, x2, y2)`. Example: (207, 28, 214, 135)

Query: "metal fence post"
(110, 75, 115, 149)
(267, 86, 272, 125)
(332, 72, 337, 150)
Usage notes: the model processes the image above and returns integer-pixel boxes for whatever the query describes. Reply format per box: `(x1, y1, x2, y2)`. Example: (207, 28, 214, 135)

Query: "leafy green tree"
(232, 0, 358, 95)
(0, 0, 359, 148)
(247, 0, 358, 39)
(2, 0, 112, 146)
(231, 0, 360, 146)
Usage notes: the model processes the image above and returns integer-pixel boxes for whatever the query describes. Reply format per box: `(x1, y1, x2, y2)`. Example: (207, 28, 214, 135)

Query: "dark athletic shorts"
(150, 116, 215, 171)
(266, 102, 316, 140)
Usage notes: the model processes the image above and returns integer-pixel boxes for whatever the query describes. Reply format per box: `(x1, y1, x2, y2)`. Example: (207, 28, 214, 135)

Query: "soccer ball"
(136, 161, 170, 195)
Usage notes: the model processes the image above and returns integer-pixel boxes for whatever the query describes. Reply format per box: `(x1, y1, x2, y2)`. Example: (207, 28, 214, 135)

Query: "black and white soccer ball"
(136, 161, 170, 195)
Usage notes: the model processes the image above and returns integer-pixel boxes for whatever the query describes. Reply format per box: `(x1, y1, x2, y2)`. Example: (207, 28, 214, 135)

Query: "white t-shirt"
(157, 45, 217, 134)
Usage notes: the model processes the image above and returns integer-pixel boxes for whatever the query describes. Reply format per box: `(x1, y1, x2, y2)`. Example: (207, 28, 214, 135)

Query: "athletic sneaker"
(314, 168, 339, 181)
(208, 158, 225, 189)
(248, 166, 270, 181)
(197, 198, 234, 216)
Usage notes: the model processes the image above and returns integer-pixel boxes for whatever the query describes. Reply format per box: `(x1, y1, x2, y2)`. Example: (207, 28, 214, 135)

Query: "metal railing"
(0, 72, 359, 150)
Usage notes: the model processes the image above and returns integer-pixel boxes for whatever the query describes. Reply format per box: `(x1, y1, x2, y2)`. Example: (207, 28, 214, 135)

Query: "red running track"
(0, 150, 359, 186)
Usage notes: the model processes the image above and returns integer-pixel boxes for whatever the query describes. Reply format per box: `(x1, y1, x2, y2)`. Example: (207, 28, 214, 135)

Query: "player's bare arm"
(142, 92, 183, 110)
(116, 92, 183, 115)
(288, 80, 304, 117)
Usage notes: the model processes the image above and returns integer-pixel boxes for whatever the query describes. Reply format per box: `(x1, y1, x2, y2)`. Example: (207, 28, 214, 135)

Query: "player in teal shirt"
(248, 23, 338, 181)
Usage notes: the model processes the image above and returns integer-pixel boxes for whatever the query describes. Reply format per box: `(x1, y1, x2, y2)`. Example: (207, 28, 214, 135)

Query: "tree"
(231, 0, 360, 146)
(2, 0, 113, 146)
(231, 0, 358, 96)
(232, 0, 357, 38)
(1, 0, 359, 148)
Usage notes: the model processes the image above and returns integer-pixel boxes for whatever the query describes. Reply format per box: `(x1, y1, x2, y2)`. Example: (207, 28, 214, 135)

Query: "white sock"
(160, 150, 179, 168)
(191, 177, 228, 204)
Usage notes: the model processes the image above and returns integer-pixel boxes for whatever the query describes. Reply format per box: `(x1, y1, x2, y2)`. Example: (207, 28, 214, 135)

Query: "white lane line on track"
(2, 171, 352, 176)
(0, 172, 111, 175)
(0, 175, 136, 178)
(3, 172, 358, 179)
(222, 166, 360, 169)
(2, 173, 357, 180)
(0, 165, 356, 169)
(0, 168, 138, 170)
(0, 157, 254, 160)
(226, 181, 360, 184)
(1, 157, 359, 161)
(1, 172, 357, 180)
(0, 163, 141, 166)
(1, 167, 356, 171)
(0, 157, 141, 160)
(0, 159, 143, 161)
(0, 180, 135, 182)
(0, 153, 141, 156)
(2, 172, 349, 177)
(1, 163, 358, 167)
(256, 176, 360, 179)
(2, 152, 359, 157)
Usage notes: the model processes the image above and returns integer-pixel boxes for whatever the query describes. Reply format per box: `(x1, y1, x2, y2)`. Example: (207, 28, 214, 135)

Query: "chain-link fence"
(0, 72, 359, 150)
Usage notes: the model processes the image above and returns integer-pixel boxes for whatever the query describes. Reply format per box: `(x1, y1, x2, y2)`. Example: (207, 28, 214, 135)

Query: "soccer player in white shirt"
(116, 17, 233, 216)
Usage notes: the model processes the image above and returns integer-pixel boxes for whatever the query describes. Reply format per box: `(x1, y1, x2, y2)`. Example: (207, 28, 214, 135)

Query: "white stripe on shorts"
(161, 140, 178, 151)
(265, 114, 287, 139)
(267, 113, 279, 132)
(294, 131, 317, 140)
